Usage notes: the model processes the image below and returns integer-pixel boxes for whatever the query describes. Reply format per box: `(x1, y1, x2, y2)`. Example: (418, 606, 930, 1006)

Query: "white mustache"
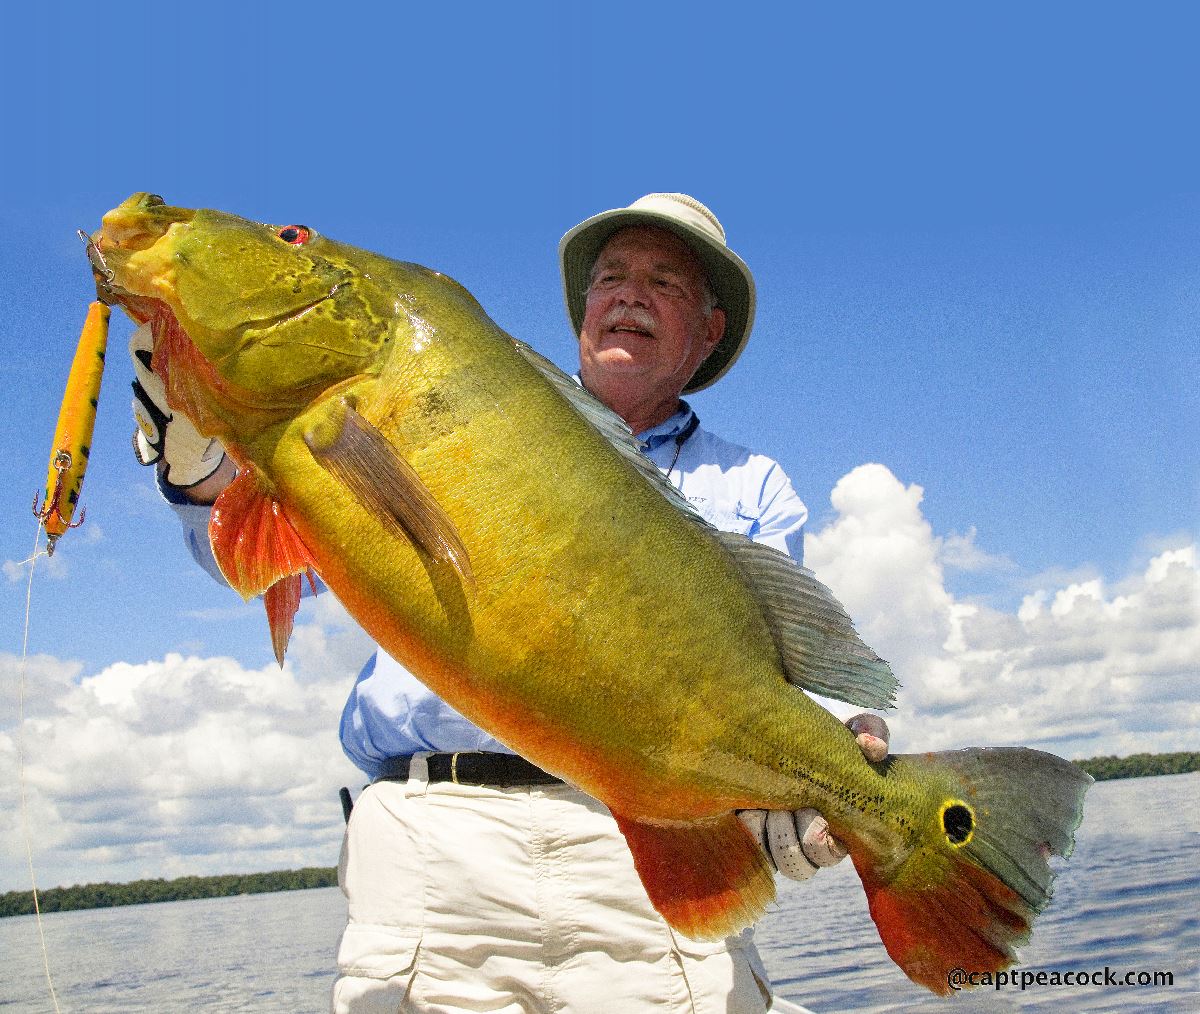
(602, 306, 656, 333)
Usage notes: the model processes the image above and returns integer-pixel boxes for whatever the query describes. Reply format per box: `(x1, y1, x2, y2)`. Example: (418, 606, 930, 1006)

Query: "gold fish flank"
(93, 192, 1091, 995)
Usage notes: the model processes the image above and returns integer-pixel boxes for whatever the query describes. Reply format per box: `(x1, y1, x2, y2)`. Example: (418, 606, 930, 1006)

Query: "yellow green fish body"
(94, 194, 1090, 993)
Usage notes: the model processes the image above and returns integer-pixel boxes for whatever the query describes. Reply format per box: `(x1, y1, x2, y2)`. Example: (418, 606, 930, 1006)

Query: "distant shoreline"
(3, 752, 1196, 918)
(1073, 750, 1198, 783)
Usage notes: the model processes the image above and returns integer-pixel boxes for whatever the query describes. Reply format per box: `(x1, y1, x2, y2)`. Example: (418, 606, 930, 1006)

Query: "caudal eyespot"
(941, 801, 975, 845)
(278, 225, 311, 245)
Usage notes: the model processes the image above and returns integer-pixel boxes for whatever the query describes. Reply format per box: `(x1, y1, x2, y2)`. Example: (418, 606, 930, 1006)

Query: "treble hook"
(33, 450, 86, 556)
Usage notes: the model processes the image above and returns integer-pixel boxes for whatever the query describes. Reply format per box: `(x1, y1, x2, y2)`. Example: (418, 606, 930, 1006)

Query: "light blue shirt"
(168, 401, 808, 777)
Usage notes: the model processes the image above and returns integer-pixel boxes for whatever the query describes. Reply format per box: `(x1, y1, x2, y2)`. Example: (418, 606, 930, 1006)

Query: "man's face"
(578, 226, 726, 405)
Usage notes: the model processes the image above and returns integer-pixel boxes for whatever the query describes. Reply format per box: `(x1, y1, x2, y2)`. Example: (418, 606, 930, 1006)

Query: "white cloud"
(0, 597, 373, 891)
(937, 526, 1016, 573)
(806, 464, 1200, 758)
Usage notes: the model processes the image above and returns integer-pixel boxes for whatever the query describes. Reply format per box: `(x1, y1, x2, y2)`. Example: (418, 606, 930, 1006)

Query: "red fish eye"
(278, 225, 310, 245)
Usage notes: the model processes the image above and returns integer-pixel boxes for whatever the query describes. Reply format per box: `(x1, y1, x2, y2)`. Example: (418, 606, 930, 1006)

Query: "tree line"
(0, 866, 336, 919)
(3, 751, 1197, 918)
(1073, 750, 1199, 782)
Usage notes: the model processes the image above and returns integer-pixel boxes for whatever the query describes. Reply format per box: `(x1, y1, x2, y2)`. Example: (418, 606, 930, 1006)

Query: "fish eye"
(278, 225, 311, 245)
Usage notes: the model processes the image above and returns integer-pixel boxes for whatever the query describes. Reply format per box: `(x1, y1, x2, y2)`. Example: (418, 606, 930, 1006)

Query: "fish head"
(94, 193, 404, 438)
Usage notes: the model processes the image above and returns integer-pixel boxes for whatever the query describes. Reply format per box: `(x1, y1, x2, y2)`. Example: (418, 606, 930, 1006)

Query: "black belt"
(375, 752, 563, 787)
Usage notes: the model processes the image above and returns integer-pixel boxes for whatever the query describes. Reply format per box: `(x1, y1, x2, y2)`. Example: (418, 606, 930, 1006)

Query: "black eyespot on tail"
(942, 802, 974, 845)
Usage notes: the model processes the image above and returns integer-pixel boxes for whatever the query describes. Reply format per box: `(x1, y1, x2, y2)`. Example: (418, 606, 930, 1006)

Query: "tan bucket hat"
(558, 193, 756, 392)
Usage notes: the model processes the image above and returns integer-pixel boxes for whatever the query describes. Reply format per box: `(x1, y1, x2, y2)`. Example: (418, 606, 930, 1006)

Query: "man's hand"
(130, 322, 227, 489)
(738, 712, 890, 881)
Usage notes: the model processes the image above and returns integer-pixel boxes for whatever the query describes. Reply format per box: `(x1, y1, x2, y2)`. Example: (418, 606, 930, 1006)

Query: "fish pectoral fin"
(716, 532, 899, 710)
(303, 398, 474, 589)
(612, 811, 776, 941)
(209, 468, 318, 666)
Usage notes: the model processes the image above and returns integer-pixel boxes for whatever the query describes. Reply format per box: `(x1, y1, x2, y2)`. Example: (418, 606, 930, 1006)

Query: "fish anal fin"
(209, 468, 318, 664)
(303, 397, 474, 588)
(612, 812, 776, 941)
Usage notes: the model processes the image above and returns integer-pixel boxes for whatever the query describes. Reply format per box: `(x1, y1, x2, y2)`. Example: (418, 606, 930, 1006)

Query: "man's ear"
(705, 307, 727, 352)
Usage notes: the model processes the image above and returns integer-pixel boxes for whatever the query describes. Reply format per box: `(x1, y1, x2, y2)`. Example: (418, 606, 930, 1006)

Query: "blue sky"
(1, 2, 1197, 890)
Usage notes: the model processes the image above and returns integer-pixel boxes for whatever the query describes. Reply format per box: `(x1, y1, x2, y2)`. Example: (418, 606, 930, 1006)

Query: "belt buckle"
(450, 751, 461, 784)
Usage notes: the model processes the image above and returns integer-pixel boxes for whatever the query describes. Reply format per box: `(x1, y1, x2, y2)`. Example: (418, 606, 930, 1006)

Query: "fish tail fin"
(854, 747, 1091, 994)
(612, 812, 776, 940)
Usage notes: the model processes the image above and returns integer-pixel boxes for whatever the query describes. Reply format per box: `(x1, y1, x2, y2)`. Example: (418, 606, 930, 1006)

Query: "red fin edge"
(210, 469, 317, 664)
(613, 812, 776, 941)
(859, 852, 1031, 995)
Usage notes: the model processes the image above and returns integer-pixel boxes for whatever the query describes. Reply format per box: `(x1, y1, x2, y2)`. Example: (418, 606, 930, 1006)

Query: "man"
(134, 193, 888, 1012)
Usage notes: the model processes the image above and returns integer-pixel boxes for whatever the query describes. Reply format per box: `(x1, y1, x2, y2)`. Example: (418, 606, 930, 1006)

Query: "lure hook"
(77, 228, 115, 303)
(32, 450, 86, 556)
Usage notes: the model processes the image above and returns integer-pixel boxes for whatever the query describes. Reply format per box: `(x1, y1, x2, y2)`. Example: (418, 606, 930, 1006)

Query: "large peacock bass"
(90, 193, 1090, 994)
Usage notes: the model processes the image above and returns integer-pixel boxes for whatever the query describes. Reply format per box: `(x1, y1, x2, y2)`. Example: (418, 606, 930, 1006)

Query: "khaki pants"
(332, 755, 773, 1013)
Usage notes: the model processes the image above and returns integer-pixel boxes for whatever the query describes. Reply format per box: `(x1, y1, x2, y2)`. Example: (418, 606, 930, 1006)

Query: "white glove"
(739, 713, 890, 881)
(130, 323, 226, 488)
(738, 808, 846, 881)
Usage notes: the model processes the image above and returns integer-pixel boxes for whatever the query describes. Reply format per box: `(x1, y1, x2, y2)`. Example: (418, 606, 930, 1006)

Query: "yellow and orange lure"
(33, 299, 111, 554)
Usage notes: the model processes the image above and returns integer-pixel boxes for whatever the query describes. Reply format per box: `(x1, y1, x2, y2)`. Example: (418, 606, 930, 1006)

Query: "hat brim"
(558, 208, 756, 393)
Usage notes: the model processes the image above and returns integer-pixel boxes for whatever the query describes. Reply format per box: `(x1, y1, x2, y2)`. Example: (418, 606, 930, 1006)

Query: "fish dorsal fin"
(303, 398, 474, 588)
(511, 339, 897, 709)
(510, 340, 705, 523)
(209, 467, 318, 666)
(715, 532, 899, 709)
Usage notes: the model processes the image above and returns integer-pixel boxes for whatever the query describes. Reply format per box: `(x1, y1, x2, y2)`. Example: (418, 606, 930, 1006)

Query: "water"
(2, 774, 1197, 1012)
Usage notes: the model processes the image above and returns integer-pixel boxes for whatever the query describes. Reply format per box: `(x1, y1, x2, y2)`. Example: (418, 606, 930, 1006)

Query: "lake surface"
(3, 773, 1197, 1012)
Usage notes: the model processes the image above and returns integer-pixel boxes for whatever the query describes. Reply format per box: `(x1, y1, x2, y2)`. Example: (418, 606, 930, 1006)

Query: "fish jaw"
(93, 194, 373, 442)
(95, 193, 191, 320)
(99, 192, 194, 254)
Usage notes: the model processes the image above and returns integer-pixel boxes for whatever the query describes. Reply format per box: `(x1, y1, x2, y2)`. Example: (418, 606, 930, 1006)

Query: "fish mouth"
(97, 192, 192, 254)
(89, 193, 193, 312)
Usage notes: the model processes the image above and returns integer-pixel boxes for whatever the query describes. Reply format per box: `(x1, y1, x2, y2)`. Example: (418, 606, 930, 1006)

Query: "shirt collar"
(570, 374, 695, 450)
(636, 400, 696, 449)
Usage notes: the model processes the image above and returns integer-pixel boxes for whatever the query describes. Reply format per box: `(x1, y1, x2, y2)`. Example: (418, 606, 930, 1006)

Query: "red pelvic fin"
(613, 812, 776, 941)
(209, 469, 317, 665)
(264, 575, 303, 668)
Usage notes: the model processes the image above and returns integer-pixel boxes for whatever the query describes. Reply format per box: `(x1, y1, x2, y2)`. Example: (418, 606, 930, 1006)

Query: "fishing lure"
(33, 298, 111, 555)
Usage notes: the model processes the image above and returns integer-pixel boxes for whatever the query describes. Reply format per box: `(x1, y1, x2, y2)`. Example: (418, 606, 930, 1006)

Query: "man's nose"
(612, 275, 651, 304)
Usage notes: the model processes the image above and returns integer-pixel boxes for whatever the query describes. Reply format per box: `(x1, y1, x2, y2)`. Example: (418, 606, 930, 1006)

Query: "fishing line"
(15, 518, 64, 1014)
